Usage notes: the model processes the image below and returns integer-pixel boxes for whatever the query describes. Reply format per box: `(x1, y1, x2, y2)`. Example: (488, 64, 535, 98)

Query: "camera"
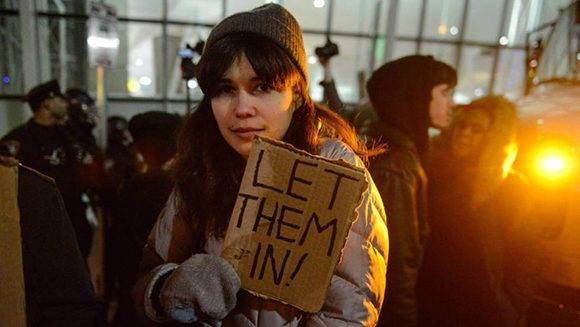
(315, 40, 339, 60)
(179, 40, 205, 80)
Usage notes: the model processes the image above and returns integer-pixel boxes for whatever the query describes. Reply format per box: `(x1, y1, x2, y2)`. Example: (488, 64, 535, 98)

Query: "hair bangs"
(197, 33, 301, 97)
(243, 35, 301, 91)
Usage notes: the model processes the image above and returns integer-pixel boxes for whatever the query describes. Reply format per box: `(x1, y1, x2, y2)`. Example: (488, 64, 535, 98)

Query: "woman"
(134, 4, 388, 326)
(367, 55, 457, 326)
(419, 96, 541, 326)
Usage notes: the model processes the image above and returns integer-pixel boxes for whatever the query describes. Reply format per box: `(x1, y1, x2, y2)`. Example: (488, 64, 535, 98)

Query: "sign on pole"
(88, 2, 119, 68)
(221, 137, 368, 312)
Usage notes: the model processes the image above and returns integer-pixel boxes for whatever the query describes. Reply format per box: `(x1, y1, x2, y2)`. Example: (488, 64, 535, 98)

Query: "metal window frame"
(0, 0, 527, 103)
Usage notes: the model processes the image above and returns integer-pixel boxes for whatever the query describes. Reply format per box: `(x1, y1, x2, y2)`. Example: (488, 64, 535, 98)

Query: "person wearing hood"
(368, 55, 457, 326)
(418, 96, 541, 326)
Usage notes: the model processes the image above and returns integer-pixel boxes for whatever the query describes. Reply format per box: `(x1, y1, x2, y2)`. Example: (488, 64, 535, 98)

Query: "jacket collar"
(372, 123, 418, 153)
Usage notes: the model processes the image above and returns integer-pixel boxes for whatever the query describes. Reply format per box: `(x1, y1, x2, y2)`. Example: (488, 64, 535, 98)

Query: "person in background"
(64, 88, 105, 235)
(65, 88, 99, 158)
(110, 111, 182, 326)
(317, 51, 378, 140)
(1, 80, 94, 260)
(102, 115, 138, 196)
(101, 115, 140, 305)
(418, 96, 542, 326)
(0, 157, 104, 326)
(367, 55, 457, 327)
(133, 4, 388, 326)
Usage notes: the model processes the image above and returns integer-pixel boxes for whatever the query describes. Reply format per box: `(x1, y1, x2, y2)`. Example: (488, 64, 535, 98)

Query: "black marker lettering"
(298, 212, 338, 256)
(252, 197, 278, 236)
(236, 193, 259, 228)
(276, 205, 303, 243)
(323, 169, 360, 210)
(253, 150, 283, 193)
(287, 159, 318, 201)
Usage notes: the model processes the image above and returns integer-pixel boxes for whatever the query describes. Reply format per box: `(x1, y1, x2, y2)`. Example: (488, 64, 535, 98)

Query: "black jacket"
(17, 165, 103, 326)
(371, 126, 428, 327)
(3, 119, 92, 258)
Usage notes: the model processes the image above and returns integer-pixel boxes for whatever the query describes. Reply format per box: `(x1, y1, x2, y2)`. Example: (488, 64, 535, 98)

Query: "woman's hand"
(160, 254, 241, 323)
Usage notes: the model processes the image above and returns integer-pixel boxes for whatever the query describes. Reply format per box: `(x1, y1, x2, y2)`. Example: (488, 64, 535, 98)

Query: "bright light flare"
(540, 156, 565, 173)
(534, 149, 573, 181)
(313, 0, 325, 9)
(88, 36, 120, 49)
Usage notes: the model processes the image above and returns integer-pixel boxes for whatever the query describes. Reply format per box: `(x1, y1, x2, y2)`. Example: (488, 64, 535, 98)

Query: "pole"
(95, 65, 107, 150)
(185, 80, 192, 113)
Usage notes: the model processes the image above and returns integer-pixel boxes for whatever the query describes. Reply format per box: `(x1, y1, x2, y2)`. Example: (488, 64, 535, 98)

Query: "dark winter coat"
(2, 119, 92, 258)
(370, 126, 429, 327)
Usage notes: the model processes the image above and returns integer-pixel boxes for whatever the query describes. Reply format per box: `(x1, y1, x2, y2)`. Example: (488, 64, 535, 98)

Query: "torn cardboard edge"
(221, 136, 369, 312)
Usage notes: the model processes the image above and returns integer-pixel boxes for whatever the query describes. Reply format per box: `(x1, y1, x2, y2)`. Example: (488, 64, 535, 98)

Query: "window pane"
(169, 0, 223, 24)
(104, 0, 164, 20)
(284, 0, 328, 31)
(391, 40, 417, 61)
(0, 100, 27, 137)
(378, 0, 392, 36)
(537, 0, 571, 28)
(123, 22, 163, 97)
(1, 0, 18, 10)
(396, 0, 421, 37)
(226, 0, 270, 16)
(35, 0, 85, 14)
(327, 36, 372, 103)
(502, 0, 532, 47)
(464, 0, 503, 43)
(373, 37, 387, 69)
(37, 17, 89, 91)
(420, 42, 457, 67)
(423, 0, 465, 41)
(456, 46, 495, 103)
(307, 35, 372, 103)
(502, 0, 571, 48)
(86, 22, 163, 98)
(166, 24, 212, 101)
(303, 33, 326, 101)
(0, 15, 22, 95)
(333, 0, 382, 35)
(494, 48, 526, 100)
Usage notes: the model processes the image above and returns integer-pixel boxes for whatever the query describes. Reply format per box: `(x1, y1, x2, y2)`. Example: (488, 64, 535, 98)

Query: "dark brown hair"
(172, 33, 382, 250)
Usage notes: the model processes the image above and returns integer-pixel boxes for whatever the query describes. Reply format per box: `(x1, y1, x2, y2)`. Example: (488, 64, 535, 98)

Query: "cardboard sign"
(221, 137, 368, 312)
(0, 166, 27, 326)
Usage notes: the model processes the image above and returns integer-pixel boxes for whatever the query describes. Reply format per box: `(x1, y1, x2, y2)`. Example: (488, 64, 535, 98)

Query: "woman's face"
(211, 53, 295, 158)
(429, 83, 455, 129)
(451, 110, 491, 158)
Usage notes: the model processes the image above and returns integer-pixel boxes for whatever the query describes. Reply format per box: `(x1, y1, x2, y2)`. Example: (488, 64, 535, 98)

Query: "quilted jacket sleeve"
(303, 140, 389, 326)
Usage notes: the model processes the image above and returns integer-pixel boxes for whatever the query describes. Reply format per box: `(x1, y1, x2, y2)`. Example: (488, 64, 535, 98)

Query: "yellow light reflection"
(534, 148, 573, 181)
(541, 157, 565, 173)
(127, 78, 141, 93)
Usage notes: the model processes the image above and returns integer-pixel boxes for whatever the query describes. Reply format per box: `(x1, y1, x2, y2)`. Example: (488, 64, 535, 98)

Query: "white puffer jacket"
(138, 139, 389, 326)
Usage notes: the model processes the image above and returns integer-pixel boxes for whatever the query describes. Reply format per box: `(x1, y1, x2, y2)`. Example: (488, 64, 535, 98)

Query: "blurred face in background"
(44, 96, 69, 123)
(429, 83, 455, 129)
(451, 109, 491, 158)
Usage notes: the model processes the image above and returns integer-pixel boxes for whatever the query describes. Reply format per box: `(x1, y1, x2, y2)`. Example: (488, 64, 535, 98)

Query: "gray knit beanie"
(203, 4, 308, 83)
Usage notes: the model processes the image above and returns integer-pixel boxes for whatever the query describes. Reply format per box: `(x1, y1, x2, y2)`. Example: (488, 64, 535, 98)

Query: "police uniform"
(1, 80, 93, 259)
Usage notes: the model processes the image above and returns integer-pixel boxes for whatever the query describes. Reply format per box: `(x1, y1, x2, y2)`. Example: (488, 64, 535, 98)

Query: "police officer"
(1, 80, 93, 260)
